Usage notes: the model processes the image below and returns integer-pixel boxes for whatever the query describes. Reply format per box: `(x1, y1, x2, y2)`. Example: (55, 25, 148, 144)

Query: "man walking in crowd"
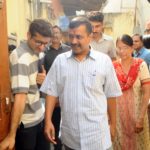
(44, 25, 70, 73)
(132, 33, 150, 69)
(87, 11, 116, 60)
(44, 25, 70, 150)
(41, 17, 122, 150)
(0, 19, 52, 150)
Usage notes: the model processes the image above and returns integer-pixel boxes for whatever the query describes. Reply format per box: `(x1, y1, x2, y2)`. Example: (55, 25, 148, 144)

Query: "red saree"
(113, 58, 143, 150)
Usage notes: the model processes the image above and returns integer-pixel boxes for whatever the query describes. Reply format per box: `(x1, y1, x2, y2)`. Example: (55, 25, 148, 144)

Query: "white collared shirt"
(90, 34, 116, 59)
(41, 49, 122, 150)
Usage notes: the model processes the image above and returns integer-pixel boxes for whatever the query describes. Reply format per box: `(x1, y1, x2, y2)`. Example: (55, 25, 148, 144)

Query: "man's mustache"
(71, 43, 80, 47)
(92, 32, 98, 34)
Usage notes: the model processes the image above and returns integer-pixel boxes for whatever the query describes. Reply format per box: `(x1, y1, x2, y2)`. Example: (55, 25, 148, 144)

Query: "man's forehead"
(32, 33, 51, 43)
(133, 35, 140, 40)
(53, 28, 61, 33)
(33, 32, 45, 38)
(90, 21, 103, 25)
(69, 25, 87, 33)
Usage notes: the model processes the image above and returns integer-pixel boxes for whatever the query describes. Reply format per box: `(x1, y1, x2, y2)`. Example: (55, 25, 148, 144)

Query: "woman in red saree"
(113, 34, 150, 150)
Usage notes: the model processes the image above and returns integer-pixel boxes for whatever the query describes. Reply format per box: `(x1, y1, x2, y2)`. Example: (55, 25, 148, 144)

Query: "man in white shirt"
(41, 17, 122, 150)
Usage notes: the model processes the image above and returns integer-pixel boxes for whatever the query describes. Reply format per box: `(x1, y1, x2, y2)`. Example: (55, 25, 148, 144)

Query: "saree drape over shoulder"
(113, 58, 150, 150)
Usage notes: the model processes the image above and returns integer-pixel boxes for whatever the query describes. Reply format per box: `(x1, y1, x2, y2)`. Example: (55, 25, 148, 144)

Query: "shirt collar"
(20, 40, 39, 56)
(92, 34, 109, 43)
(49, 43, 62, 50)
(66, 51, 72, 58)
(88, 49, 97, 60)
(66, 48, 96, 60)
(135, 47, 145, 56)
(138, 47, 145, 55)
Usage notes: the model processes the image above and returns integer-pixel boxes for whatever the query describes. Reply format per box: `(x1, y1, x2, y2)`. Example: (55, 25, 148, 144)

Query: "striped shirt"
(90, 34, 116, 59)
(41, 49, 122, 150)
(10, 41, 44, 128)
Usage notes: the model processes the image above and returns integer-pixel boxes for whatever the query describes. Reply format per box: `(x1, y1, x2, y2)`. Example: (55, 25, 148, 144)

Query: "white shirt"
(90, 34, 116, 59)
(41, 49, 122, 150)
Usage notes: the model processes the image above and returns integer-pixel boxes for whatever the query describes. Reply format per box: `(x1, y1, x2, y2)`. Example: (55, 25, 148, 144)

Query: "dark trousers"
(15, 120, 50, 150)
(52, 107, 62, 150)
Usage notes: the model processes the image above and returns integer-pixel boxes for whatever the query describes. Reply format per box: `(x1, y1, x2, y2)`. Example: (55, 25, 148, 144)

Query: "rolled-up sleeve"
(104, 58, 122, 98)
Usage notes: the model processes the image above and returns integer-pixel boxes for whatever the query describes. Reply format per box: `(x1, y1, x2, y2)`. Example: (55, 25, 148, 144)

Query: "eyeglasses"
(32, 37, 50, 47)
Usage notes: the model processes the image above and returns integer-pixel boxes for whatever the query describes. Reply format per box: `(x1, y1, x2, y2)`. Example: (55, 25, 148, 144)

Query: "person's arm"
(36, 65, 46, 85)
(135, 79, 150, 133)
(40, 55, 59, 144)
(107, 97, 117, 141)
(0, 93, 26, 150)
(44, 95, 58, 144)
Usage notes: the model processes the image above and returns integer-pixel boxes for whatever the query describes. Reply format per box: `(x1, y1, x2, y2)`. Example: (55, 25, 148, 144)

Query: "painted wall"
(104, 12, 134, 42)
(103, 0, 136, 13)
(6, 0, 62, 43)
(6, 0, 32, 43)
(135, 0, 150, 34)
(6, 0, 150, 44)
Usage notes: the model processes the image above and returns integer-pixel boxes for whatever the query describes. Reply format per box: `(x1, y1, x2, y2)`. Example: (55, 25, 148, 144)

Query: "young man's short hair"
(29, 19, 52, 37)
(87, 11, 104, 22)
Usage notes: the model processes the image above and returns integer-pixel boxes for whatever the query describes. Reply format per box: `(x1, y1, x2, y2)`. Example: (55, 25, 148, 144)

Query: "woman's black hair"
(116, 34, 133, 46)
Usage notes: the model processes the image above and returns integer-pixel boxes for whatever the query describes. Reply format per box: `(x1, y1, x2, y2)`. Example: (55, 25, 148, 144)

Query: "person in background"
(41, 16, 122, 150)
(0, 19, 52, 150)
(143, 34, 150, 49)
(132, 33, 150, 70)
(44, 25, 70, 73)
(144, 19, 150, 35)
(87, 11, 116, 60)
(113, 34, 150, 150)
(61, 31, 71, 46)
(44, 25, 70, 150)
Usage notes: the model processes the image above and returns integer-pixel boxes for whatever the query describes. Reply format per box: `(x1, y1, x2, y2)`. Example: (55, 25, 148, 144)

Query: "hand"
(135, 118, 144, 133)
(44, 121, 57, 145)
(110, 124, 116, 142)
(36, 65, 46, 85)
(0, 134, 15, 150)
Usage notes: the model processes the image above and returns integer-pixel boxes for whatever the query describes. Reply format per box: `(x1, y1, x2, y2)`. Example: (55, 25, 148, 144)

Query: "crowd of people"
(0, 11, 150, 150)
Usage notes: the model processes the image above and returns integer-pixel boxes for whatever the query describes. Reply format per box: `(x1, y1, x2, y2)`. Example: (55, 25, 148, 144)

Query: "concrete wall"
(6, 0, 32, 43)
(103, 0, 150, 37)
(134, 0, 150, 34)
(104, 12, 134, 42)
(6, 0, 150, 44)
(103, 0, 136, 13)
(6, 0, 54, 44)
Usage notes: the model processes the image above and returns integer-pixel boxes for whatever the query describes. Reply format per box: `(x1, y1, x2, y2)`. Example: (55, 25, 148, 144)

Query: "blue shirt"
(134, 47, 150, 69)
